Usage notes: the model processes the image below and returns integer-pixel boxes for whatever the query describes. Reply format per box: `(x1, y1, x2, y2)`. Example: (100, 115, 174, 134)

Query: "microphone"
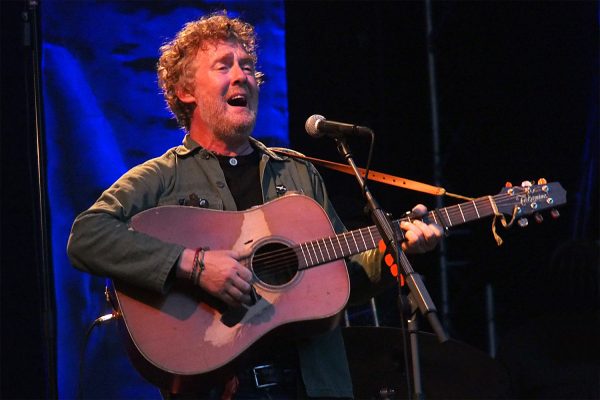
(305, 114, 373, 138)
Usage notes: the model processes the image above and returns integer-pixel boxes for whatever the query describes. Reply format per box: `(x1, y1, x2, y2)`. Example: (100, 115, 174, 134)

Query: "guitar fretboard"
(294, 194, 505, 269)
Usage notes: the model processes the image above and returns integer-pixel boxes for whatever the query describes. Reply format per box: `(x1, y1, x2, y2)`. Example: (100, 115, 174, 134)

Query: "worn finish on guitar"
(113, 195, 350, 393)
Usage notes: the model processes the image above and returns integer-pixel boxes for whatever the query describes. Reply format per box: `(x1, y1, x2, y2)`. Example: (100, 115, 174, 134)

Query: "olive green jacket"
(67, 135, 388, 397)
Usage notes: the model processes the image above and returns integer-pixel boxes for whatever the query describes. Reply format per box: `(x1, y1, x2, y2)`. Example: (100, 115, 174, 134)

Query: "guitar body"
(113, 194, 350, 393)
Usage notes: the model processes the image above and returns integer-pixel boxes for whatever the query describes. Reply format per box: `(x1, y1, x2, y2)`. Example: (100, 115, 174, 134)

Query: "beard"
(196, 94, 258, 142)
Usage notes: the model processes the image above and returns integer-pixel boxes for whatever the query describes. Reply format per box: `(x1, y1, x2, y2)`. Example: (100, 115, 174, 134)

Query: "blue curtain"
(41, 1, 287, 397)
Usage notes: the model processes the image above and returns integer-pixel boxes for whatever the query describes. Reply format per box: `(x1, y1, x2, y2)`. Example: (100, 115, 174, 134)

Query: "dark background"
(2, 0, 598, 398)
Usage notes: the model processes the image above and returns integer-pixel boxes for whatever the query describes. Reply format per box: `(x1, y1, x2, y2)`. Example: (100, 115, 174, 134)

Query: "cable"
(76, 312, 119, 399)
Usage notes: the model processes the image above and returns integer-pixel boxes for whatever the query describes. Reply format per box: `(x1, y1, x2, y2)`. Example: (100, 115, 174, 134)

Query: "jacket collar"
(175, 134, 287, 161)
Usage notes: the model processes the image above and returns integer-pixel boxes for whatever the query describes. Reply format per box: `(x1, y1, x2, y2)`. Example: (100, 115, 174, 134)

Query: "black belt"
(236, 344, 301, 394)
(163, 362, 300, 398)
(237, 362, 300, 390)
(249, 363, 298, 389)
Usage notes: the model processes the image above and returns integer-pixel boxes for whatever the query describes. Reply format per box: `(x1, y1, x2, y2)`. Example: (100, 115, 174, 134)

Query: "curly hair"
(157, 12, 263, 131)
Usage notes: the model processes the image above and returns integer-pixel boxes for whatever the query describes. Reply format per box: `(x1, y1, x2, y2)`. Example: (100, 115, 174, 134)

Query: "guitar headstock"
(497, 180, 566, 225)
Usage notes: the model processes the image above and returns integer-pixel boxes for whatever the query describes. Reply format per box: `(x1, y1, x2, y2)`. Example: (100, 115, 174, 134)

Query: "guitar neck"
(296, 194, 504, 269)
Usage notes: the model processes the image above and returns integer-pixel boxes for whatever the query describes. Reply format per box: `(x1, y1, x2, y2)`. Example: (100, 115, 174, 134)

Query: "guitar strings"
(245, 194, 513, 278)
(245, 227, 379, 278)
(239, 193, 537, 280)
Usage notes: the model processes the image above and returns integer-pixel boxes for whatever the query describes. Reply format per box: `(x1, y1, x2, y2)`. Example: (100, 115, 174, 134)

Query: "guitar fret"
(310, 241, 321, 264)
(343, 233, 351, 256)
(367, 227, 376, 248)
(359, 229, 368, 251)
(304, 243, 314, 266)
(472, 200, 481, 219)
(457, 203, 466, 222)
(310, 242, 318, 265)
(336, 235, 344, 257)
(317, 240, 325, 262)
(299, 244, 309, 267)
(329, 237, 338, 259)
(351, 231, 359, 253)
(322, 238, 331, 261)
(488, 195, 499, 216)
(444, 208, 453, 226)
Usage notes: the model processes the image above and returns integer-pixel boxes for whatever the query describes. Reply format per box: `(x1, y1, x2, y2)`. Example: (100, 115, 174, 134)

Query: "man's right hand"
(177, 248, 253, 307)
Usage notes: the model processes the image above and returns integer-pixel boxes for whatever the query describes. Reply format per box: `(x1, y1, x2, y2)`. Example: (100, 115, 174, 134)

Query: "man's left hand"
(399, 204, 443, 254)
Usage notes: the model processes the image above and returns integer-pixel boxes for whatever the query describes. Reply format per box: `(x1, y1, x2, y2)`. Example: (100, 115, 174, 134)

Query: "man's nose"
(230, 63, 248, 84)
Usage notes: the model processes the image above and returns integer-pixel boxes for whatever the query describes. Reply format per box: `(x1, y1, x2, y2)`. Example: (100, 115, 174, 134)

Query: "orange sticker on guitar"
(384, 254, 395, 267)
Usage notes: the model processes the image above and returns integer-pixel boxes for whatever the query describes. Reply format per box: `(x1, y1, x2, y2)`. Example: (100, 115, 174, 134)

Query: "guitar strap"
(270, 148, 473, 201)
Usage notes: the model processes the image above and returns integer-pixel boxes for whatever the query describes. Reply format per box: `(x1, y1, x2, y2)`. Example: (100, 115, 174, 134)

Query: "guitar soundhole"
(252, 242, 298, 286)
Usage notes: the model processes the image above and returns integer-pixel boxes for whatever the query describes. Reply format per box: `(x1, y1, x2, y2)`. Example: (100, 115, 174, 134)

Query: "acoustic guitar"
(112, 182, 565, 392)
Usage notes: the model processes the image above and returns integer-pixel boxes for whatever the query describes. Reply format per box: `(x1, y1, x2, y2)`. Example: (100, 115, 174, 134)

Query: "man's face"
(182, 40, 259, 140)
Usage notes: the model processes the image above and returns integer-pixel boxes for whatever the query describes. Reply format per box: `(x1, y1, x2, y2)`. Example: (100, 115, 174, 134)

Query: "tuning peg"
(534, 213, 544, 223)
(518, 218, 529, 227)
(537, 178, 547, 185)
(521, 180, 532, 188)
(550, 209, 560, 219)
(505, 182, 513, 188)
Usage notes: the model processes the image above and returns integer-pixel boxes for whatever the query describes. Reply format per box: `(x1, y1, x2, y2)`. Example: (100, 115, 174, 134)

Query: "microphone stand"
(334, 137, 448, 400)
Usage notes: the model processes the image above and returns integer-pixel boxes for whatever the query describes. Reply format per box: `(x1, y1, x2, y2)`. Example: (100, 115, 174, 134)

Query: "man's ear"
(176, 86, 195, 104)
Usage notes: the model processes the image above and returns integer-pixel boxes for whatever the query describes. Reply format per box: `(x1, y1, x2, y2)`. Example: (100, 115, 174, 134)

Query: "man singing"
(67, 12, 442, 399)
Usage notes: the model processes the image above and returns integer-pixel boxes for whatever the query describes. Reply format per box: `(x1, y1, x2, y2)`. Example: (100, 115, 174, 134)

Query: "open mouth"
(227, 95, 248, 107)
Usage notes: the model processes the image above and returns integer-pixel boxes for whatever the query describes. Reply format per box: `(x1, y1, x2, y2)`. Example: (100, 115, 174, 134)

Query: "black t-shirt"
(215, 150, 262, 211)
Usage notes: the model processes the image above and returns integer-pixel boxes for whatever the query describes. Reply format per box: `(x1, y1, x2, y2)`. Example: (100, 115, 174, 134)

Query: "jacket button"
(275, 184, 288, 196)
(216, 181, 225, 188)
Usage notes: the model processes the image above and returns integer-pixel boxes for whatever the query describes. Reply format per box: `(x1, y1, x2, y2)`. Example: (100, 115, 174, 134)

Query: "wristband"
(190, 247, 206, 285)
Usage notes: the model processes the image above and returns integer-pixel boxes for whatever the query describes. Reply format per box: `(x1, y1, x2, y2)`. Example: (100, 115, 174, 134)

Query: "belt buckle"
(252, 364, 278, 389)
